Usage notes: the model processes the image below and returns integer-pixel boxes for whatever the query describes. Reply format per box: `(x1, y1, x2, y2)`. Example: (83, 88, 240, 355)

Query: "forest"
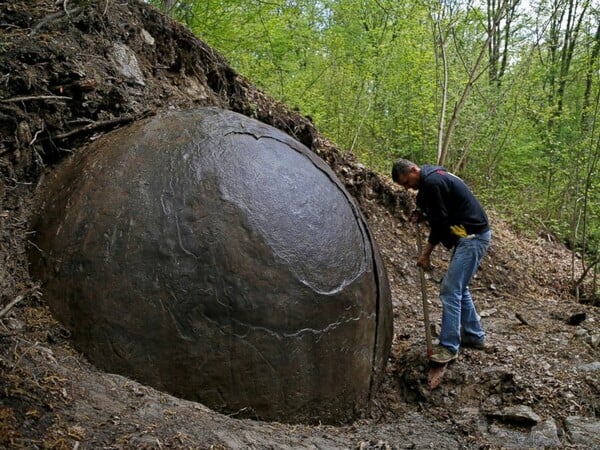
(1, 1, 599, 446)
(150, 0, 599, 299)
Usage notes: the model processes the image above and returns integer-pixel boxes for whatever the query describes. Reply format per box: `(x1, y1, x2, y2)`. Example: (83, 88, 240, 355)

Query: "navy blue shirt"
(416, 165, 489, 249)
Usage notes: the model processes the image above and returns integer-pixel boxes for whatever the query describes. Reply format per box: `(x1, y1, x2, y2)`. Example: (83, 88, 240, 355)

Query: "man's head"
(391, 159, 420, 190)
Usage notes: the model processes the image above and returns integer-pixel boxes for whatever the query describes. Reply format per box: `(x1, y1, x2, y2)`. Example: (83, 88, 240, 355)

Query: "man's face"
(396, 167, 419, 190)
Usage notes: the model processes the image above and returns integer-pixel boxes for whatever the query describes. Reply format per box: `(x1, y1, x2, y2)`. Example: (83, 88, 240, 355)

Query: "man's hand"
(417, 253, 433, 271)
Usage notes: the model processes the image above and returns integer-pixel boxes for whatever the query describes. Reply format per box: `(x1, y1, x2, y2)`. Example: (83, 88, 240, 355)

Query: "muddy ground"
(0, 1, 599, 448)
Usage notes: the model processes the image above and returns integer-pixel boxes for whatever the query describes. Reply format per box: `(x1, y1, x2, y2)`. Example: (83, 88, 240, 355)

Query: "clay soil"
(0, 1, 599, 449)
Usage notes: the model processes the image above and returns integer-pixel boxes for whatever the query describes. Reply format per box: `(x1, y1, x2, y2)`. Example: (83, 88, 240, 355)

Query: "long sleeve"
(419, 183, 449, 246)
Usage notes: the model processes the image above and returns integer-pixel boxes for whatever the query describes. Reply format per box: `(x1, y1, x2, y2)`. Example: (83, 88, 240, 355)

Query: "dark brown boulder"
(29, 107, 392, 424)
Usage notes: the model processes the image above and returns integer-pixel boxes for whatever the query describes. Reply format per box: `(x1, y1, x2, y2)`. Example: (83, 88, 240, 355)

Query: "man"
(391, 158, 491, 364)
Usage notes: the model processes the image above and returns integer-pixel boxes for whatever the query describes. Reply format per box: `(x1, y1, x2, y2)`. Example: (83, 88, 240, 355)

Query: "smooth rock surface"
(29, 107, 392, 424)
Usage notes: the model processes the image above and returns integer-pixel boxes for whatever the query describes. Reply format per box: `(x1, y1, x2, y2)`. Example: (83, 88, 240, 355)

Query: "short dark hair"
(391, 159, 417, 183)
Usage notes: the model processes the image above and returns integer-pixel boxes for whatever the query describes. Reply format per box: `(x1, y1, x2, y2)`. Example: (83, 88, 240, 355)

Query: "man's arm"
(422, 182, 450, 246)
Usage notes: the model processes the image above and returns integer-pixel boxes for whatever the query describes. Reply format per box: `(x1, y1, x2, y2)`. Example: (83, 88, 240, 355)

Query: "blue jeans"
(438, 230, 491, 353)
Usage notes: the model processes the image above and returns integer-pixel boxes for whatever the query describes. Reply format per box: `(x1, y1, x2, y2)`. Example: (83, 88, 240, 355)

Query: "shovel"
(415, 221, 446, 389)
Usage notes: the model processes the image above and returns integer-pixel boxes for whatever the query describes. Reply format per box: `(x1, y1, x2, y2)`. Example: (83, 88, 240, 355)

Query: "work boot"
(430, 345, 458, 364)
(461, 336, 486, 349)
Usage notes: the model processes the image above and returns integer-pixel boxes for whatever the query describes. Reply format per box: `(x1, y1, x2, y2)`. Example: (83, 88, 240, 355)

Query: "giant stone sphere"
(29, 107, 393, 423)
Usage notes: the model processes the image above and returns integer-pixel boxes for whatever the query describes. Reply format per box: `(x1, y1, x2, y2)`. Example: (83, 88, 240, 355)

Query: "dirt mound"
(1, 1, 598, 449)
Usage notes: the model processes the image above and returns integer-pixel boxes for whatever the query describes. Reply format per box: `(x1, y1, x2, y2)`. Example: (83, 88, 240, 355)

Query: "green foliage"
(153, 0, 600, 268)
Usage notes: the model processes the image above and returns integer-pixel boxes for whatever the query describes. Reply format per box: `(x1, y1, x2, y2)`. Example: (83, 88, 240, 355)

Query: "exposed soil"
(1, 1, 599, 449)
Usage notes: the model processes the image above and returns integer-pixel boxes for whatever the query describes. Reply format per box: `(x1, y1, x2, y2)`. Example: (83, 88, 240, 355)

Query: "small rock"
(141, 29, 155, 46)
(480, 308, 497, 318)
(531, 418, 562, 448)
(586, 334, 600, 348)
(489, 405, 541, 426)
(573, 328, 588, 337)
(565, 416, 600, 446)
(110, 43, 146, 86)
(578, 361, 600, 372)
(483, 394, 503, 408)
